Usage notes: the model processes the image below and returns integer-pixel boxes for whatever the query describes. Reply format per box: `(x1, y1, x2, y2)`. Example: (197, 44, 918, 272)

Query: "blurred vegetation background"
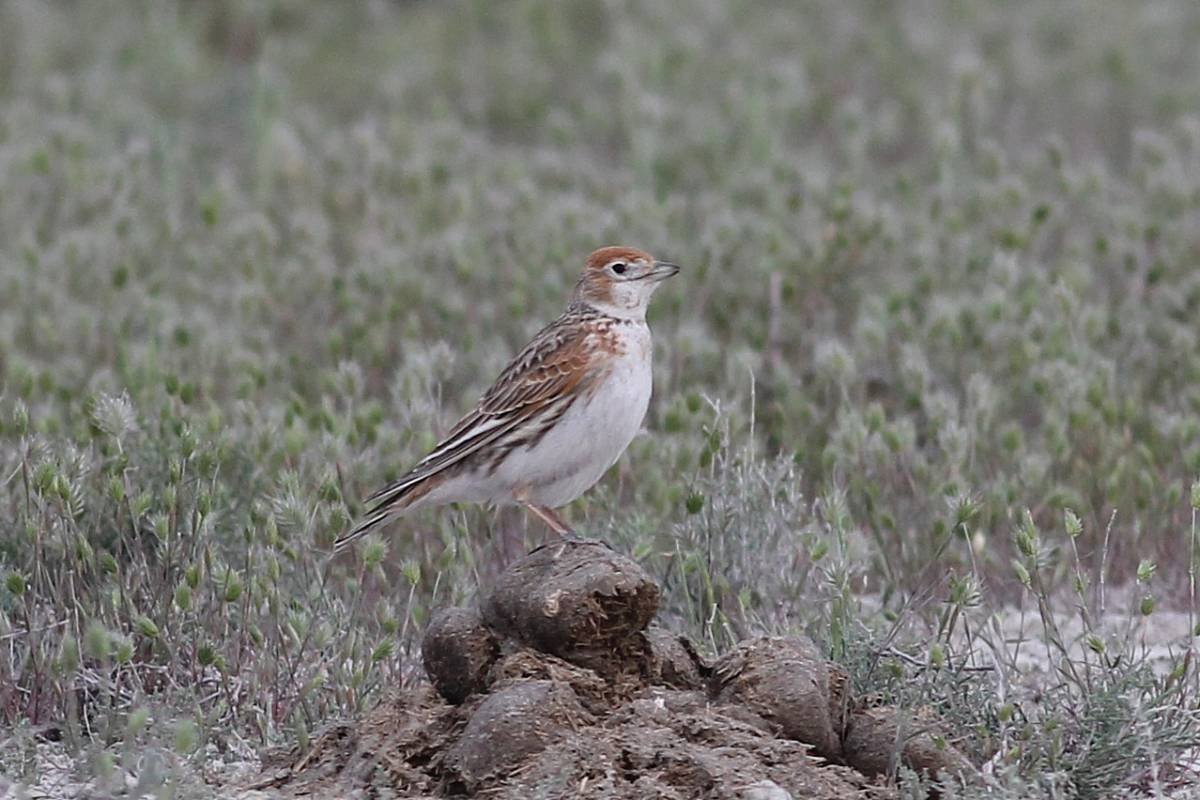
(2, 0, 1200, 795)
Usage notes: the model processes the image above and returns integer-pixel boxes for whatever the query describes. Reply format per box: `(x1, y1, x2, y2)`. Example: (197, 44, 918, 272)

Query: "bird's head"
(572, 246, 679, 320)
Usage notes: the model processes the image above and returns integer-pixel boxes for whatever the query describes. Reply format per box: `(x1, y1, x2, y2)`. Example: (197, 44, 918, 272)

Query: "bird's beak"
(648, 261, 681, 281)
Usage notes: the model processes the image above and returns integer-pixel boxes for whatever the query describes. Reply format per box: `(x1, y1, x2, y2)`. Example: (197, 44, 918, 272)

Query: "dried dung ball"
(642, 626, 707, 689)
(711, 636, 843, 760)
(422, 606, 499, 704)
(842, 705, 974, 781)
(443, 679, 592, 789)
(481, 539, 659, 672)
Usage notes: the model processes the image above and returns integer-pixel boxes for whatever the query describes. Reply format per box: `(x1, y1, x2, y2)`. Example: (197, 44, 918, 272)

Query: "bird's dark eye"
(610, 262, 627, 275)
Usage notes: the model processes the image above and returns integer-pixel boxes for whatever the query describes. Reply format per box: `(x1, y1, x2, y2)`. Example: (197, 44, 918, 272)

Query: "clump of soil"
(422, 606, 499, 704)
(481, 539, 660, 679)
(712, 635, 848, 761)
(255, 539, 975, 799)
(842, 706, 975, 782)
(444, 679, 593, 790)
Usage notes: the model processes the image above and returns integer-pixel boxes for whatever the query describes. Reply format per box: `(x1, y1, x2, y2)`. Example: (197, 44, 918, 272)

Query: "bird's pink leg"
(519, 502, 578, 540)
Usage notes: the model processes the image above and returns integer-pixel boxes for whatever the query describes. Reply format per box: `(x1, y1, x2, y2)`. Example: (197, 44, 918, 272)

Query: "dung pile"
(254, 540, 974, 799)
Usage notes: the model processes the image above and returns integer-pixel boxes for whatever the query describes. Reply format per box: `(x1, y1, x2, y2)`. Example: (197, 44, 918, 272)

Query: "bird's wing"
(390, 311, 600, 486)
(351, 308, 605, 525)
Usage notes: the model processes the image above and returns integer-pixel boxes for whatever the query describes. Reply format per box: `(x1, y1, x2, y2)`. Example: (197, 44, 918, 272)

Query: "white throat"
(587, 279, 658, 321)
(584, 298, 648, 321)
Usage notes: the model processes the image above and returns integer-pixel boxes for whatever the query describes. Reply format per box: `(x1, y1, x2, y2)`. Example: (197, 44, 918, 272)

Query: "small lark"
(335, 246, 679, 551)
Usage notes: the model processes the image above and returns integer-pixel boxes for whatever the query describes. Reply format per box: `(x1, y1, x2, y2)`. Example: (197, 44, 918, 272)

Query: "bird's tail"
(333, 507, 393, 553)
(332, 472, 440, 553)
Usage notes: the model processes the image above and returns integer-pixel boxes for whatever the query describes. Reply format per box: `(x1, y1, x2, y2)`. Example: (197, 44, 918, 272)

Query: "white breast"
(493, 323, 653, 507)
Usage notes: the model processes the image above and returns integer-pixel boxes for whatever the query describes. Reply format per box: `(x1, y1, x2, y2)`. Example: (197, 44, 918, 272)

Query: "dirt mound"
(253, 539, 975, 798)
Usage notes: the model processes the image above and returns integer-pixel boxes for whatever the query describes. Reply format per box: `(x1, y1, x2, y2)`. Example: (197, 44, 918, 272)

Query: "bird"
(334, 246, 679, 552)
